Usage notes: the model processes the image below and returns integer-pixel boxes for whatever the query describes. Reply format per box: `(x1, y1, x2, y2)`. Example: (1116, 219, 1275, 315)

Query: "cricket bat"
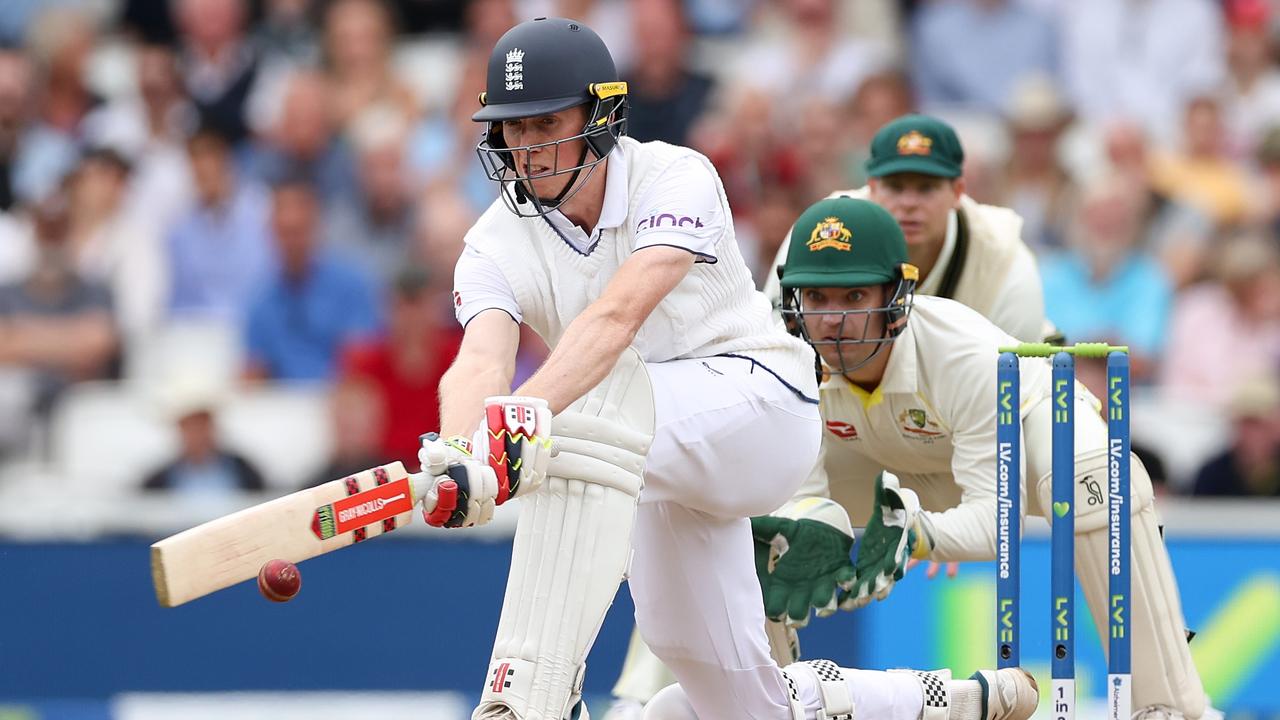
(151, 461, 434, 607)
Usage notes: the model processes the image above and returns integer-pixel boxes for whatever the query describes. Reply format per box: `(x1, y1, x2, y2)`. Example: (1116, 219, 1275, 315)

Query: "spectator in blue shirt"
(243, 176, 381, 381)
(1041, 174, 1173, 382)
(911, 0, 1058, 115)
(166, 124, 273, 321)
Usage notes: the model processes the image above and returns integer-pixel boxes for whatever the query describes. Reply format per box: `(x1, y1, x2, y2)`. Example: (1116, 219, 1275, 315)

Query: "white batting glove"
(418, 396, 553, 528)
(477, 396, 554, 501)
(418, 433, 498, 528)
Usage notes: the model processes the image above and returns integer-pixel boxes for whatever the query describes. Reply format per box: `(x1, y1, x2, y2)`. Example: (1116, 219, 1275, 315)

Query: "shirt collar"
(916, 209, 957, 295)
(820, 322, 919, 409)
(544, 147, 629, 244)
(597, 146, 628, 231)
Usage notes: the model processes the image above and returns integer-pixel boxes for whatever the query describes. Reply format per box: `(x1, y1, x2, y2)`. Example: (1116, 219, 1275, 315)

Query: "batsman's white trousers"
(628, 356, 925, 720)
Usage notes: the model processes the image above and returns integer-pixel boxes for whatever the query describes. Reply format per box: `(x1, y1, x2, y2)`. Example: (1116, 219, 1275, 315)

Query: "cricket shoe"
(970, 668, 1039, 720)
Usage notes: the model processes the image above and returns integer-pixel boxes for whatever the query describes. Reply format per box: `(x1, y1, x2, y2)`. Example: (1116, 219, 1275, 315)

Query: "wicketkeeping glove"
(751, 497, 856, 628)
(843, 472, 931, 610)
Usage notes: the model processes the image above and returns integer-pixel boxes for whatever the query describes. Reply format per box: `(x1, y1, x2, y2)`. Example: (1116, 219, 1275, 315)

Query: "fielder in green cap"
(764, 113, 1049, 346)
(777, 197, 919, 376)
(865, 113, 966, 179)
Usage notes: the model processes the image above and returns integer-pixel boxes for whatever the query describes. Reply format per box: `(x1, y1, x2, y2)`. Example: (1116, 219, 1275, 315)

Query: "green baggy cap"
(865, 114, 964, 178)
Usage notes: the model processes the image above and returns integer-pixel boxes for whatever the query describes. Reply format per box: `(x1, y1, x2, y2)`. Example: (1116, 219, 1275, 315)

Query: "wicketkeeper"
(760, 196, 1206, 719)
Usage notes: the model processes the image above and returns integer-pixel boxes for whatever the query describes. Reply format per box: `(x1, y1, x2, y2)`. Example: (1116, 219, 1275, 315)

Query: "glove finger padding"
(418, 433, 473, 476)
(844, 473, 921, 610)
(422, 478, 458, 527)
(442, 459, 498, 528)
(809, 576, 838, 618)
(481, 396, 554, 502)
(418, 397, 551, 529)
(816, 564, 856, 618)
(750, 498, 856, 627)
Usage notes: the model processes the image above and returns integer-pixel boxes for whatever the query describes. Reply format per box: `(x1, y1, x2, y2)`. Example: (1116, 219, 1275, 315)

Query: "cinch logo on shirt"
(636, 213, 704, 231)
(825, 420, 858, 439)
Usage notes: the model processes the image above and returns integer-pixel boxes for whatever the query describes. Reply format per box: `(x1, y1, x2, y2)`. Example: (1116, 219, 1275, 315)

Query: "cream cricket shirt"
(799, 295, 1053, 561)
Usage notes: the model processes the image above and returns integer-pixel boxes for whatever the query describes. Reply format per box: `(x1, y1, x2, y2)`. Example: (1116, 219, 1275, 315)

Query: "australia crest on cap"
(897, 130, 933, 156)
(808, 217, 852, 252)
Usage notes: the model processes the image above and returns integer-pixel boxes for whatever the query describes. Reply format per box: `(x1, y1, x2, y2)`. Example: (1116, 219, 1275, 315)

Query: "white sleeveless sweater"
(463, 137, 816, 398)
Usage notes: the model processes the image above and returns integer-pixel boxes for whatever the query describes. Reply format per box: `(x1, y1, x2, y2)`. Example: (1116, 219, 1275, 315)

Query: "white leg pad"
(784, 660, 857, 720)
(1035, 449, 1206, 719)
(475, 349, 655, 720)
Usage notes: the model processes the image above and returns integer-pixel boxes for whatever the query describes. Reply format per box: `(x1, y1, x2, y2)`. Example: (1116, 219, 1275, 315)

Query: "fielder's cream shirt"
(796, 295, 1055, 560)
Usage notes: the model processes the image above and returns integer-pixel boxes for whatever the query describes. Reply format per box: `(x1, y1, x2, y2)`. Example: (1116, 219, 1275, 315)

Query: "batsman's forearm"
(438, 360, 511, 438)
(516, 303, 636, 414)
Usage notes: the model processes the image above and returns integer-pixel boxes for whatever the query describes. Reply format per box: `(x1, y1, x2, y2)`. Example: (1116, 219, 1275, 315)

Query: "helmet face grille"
(780, 277, 917, 376)
(471, 18, 630, 217)
(475, 95, 628, 218)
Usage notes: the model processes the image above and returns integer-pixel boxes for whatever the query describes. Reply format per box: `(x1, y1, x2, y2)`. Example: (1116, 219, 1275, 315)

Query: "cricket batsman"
(414, 17, 1039, 720)
(608, 114, 1052, 720)
(766, 196, 1206, 718)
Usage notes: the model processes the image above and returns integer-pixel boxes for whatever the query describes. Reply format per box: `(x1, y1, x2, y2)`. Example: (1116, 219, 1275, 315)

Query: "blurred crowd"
(0, 0, 1278, 500)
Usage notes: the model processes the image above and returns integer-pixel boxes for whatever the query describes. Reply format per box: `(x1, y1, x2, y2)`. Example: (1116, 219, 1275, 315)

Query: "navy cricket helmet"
(473, 17, 629, 217)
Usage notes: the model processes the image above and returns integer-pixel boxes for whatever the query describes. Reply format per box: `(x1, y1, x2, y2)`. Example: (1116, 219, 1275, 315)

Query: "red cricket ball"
(257, 559, 301, 602)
